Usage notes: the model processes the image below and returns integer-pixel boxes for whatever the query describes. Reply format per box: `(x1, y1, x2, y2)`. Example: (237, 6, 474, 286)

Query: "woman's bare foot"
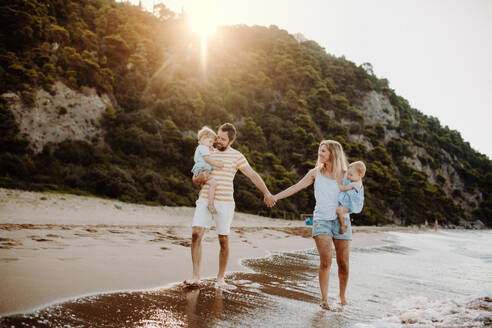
(207, 202, 217, 214)
(340, 295, 348, 306)
(320, 301, 330, 310)
(215, 279, 236, 290)
(339, 223, 347, 235)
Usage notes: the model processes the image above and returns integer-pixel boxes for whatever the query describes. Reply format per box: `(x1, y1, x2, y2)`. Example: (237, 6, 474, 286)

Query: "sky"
(127, 0, 492, 159)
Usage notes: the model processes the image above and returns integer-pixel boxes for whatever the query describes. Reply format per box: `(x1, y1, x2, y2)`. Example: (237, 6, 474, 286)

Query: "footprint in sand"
(0, 240, 23, 249)
(149, 238, 165, 242)
(74, 233, 90, 238)
(46, 234, 64, 238)
(28, 236, 53, 242)
(108, 229, 127, 234)
(58, 257, 82, 261)
(0, 225, 19, 231)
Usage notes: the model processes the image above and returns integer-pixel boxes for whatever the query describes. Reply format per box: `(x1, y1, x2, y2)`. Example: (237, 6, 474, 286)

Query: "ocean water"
(1, 230, 491, 327)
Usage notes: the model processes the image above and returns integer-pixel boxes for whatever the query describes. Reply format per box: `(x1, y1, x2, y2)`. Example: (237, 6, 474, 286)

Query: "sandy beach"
(0, 188, 401, 316)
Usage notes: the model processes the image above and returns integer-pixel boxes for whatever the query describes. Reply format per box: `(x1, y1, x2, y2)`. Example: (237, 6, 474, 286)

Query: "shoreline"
(1, 188, 406, 315)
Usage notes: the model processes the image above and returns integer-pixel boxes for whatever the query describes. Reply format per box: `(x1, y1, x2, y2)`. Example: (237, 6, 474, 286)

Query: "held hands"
(264, 192, 276, 208)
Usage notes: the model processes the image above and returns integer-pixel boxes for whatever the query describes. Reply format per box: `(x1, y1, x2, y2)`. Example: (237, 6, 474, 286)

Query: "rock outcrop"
(3, 81, 111, 154)
(359, 90, 400, 127)
(357, 90, 479, 220)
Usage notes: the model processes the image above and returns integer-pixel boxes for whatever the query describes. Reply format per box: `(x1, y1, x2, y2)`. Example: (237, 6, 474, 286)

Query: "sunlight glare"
(188, 15, 218, 38)
(187, 6, 219, 75)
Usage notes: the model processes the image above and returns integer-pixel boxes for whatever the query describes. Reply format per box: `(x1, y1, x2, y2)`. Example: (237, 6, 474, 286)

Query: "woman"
(273, 140, 351, 310)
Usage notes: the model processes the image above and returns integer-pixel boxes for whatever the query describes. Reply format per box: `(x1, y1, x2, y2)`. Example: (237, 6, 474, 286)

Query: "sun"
(188, 15, 218, 38)
(187, 1, 220, 39)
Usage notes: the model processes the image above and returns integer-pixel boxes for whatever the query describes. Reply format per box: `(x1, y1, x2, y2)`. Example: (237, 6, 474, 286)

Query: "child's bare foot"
(339, 223, 347, 235)
(207, 203, 217, 214)
(320, 301, 330, 310)
(340, 295, 348, 306)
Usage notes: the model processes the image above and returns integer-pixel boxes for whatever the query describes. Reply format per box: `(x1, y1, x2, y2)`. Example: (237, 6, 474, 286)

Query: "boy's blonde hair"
(197, 126, 216, 141)
(349, 161, 366, 177)
(316, 140, 348, 179)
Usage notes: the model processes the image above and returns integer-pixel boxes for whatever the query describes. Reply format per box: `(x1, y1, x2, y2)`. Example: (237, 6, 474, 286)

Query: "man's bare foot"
(207, 203, 217, 214)
(215, 279, 236, 290)
(339, 223, 347, 235)
(183, 279, 201, 287)
(340, 296, 348, 306)
(320, 301, 330, 310)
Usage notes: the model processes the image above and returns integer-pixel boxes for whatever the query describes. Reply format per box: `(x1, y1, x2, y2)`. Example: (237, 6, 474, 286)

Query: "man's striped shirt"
(199, 147, 248, 202)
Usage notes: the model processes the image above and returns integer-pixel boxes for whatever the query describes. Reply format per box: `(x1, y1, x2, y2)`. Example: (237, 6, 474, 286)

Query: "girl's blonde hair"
(349, 161, 366, 177)
(197, 126, 216, 141)
(316, 140, 348, 178)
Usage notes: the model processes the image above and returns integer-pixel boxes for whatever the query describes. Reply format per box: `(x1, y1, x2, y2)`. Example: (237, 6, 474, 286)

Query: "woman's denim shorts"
(312, 215, 352, 240)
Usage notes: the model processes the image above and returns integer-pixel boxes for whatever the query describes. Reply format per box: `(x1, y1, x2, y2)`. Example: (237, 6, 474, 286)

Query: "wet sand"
(0, 188, 405, 316)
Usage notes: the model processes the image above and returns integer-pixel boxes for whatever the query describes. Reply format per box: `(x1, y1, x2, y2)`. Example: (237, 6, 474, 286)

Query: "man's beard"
(215, 143, 227, 151)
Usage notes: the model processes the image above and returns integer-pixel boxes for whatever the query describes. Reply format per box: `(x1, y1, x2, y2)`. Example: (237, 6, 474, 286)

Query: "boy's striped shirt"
(199, 147, 248, 202)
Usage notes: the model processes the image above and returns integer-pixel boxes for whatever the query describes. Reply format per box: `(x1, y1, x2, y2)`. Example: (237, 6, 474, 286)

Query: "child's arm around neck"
(352, 179, 363, 190)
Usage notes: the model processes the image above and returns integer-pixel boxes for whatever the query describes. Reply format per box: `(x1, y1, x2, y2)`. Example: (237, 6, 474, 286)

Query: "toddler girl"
(191, 126, 224, 214)
(337, 161, 366, 234)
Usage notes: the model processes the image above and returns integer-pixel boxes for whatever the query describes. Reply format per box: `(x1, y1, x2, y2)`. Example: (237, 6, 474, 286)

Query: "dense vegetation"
(1, 0, 491, 226)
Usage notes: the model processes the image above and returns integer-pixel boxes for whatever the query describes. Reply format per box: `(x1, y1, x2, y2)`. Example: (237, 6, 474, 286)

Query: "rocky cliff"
(2, 81, 110, 154)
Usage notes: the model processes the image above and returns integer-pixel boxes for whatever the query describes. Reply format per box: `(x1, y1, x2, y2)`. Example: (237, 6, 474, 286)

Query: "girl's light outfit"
(338, 177, 364, 214)
(312, 170, 352, 240)
(191, 145, 213, 177)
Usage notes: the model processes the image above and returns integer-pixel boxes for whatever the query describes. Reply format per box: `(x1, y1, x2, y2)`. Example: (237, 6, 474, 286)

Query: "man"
(184, 123, 276, 289)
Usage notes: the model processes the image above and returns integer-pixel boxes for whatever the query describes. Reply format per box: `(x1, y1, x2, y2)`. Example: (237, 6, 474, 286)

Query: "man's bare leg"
(336, 206, 349, 235)
(314, 235, 333, 309)
(184, 226, 205, 286)
(333, 238, 350, 306)
(215, 234, 235, 289)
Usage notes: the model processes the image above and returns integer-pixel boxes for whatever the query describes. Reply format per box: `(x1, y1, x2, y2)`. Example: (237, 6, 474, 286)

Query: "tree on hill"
(0, 0, 490, 226)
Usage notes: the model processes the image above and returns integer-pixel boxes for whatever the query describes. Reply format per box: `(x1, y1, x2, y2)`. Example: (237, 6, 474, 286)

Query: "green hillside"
(1, 0, 491, 226)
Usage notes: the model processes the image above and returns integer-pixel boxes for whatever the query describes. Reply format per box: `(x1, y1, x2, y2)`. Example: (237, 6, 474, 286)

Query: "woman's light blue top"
(313, 169, 341, 221)
(191, 145, 212, 176)
(338, 177, 364, 214)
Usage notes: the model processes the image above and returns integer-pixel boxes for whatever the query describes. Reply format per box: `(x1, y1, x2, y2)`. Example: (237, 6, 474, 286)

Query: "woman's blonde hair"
(197, 126, 216, 141)
(316, 140, 348, 178)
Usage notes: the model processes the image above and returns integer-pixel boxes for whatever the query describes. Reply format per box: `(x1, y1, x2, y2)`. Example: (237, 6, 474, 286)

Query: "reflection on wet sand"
(182, 287, 224, 327)
(184, 288, 200, 327)
(212, 288, 224, 319)
(0, 250, 332, 328)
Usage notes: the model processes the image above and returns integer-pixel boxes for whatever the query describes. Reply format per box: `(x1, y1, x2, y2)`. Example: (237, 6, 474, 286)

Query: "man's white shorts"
(192, 198, 235, 235)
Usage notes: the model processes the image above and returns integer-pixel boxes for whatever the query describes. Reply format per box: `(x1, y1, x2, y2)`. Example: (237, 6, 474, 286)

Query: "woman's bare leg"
(336, 206, 349, 234)
(314, 235, 333, 309)
(333, 238, 350, 305)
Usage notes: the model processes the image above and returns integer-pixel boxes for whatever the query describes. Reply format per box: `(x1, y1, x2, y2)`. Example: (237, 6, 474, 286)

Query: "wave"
(353, 291, 492, 328)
